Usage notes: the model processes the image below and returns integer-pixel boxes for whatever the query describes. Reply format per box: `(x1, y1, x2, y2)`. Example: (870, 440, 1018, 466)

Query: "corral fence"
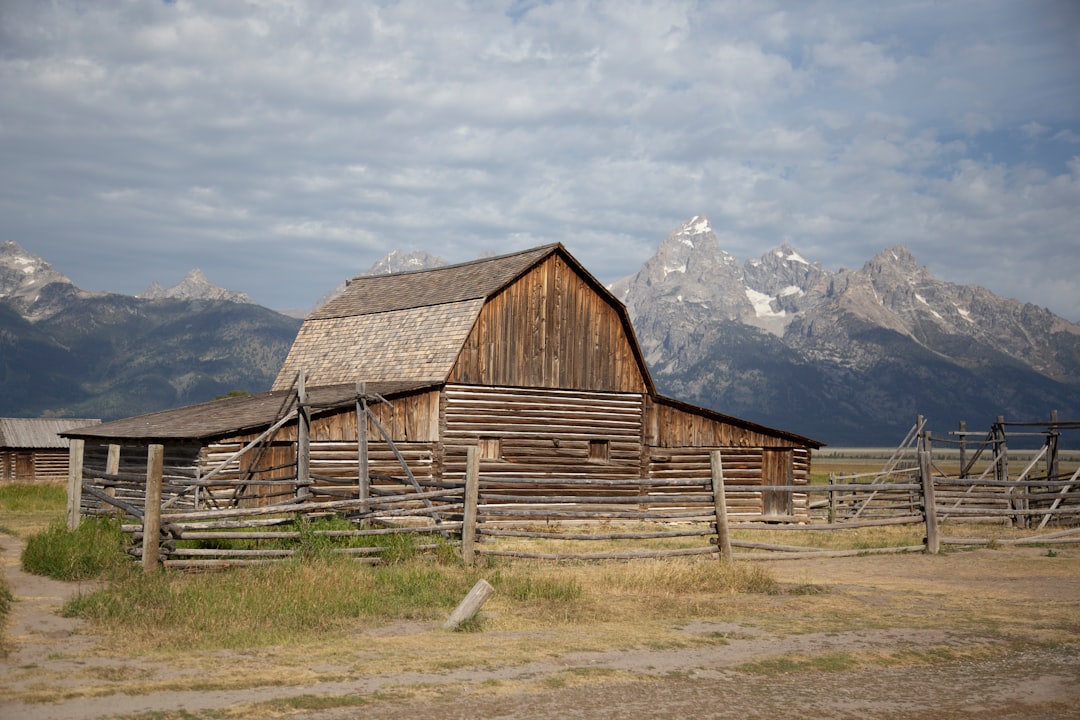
(66, 410, 1080, 571)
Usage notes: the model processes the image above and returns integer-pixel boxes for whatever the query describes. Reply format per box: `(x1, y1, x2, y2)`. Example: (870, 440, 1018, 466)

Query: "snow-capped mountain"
(0, 240, 87, 321)
(615, 216, 1080, 444)
(309, 250, 449, 315)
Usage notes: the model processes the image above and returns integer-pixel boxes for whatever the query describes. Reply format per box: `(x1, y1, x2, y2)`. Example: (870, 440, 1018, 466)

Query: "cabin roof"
(61, 382, 436, 444)
(0, 418, 101, 449)
(311, 244, 561, 319)
(653, 395, 824, 449)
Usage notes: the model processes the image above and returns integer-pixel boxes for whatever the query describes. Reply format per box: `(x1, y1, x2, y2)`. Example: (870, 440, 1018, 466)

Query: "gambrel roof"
(273, 243, 654, 393)
(312, 244, 559, 319)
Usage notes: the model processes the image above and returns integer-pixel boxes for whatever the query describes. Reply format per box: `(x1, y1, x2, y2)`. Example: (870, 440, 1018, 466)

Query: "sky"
(1, 1, 1078, 319)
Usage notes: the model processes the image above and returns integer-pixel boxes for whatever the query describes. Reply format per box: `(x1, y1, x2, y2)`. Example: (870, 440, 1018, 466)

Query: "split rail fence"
(66, 411, 1080, 571)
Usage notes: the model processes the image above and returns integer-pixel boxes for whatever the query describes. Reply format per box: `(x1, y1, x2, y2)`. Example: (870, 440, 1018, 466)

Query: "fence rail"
(67, 413, 1080, 570)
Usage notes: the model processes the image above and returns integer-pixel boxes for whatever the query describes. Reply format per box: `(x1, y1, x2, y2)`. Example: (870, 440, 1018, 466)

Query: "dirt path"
(2, 536, 1079, 719)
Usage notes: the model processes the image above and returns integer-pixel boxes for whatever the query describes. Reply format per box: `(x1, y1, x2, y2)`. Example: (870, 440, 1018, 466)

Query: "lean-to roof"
(62, 381, 436, 444)
(653, 395, 824, 449)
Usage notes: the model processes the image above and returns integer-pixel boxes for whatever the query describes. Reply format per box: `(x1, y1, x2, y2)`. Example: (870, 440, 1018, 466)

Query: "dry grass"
(4, 480, 1079, 716)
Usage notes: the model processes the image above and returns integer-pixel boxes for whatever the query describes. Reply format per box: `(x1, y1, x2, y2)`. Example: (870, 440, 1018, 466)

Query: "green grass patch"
(0, 482, 67, 537)
(21, 518, 128, 581)
(0, 482, 66, 514)
(491, 571, 584, 603)
(63, 556, 482, 650)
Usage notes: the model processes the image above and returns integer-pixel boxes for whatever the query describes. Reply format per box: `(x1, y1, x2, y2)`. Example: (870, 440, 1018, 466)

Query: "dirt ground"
(2, 533, 1079, 720)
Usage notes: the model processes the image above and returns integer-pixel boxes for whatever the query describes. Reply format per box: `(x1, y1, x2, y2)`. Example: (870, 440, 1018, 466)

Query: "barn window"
(479, 436, 502, 460)
(588, 439, 610, 464)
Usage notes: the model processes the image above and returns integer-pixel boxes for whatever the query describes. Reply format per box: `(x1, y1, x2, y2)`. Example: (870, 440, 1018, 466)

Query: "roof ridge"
(345, 242, 563, 284)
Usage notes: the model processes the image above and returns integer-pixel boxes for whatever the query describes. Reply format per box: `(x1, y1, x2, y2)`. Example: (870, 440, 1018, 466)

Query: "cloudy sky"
(2, 1, 1078, 319)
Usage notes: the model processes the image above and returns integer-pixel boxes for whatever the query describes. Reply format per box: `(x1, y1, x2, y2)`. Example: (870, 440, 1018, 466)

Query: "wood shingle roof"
(311, 244, 561, 319)
(62, 382, 434, 444)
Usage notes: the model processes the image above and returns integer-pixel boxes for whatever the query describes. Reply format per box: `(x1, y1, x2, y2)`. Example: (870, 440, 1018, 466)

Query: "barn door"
(761, 448, 793, 517)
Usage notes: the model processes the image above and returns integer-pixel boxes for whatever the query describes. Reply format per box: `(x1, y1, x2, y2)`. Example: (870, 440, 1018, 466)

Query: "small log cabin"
(1, 418, 100, 482)
(65, 244, 822, 519)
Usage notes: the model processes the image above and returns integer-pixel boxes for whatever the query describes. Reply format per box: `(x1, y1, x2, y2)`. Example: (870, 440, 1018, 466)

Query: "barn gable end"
(450, 252, 650, 393)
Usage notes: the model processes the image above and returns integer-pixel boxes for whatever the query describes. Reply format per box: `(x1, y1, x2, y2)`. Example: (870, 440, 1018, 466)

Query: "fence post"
(1047, 409, 1059, 482)
(297, 370, 311, 500)
(105, 444, 122, 517)
(461, 446, 480, 566)
(958, 420, 967, 479)
(443, 579, 494, 630)
(711, 450, 733, 562)
(65, 439, 85, 531)
(828, 472, 838, 523)
(356, 382, 369, 505)
(142, 444, 164, 573)
(919, 434, 939, 554)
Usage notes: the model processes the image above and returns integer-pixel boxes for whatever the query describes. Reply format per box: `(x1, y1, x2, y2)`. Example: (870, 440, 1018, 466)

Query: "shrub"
(21, 518, 127, 581)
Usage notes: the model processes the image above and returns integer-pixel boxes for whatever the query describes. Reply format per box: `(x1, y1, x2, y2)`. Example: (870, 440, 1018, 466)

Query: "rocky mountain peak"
(364, 250, 448, 276)
(0, 241, 82, 321)
(139, 268, 252, 304)
(308, 249, 450, 316)
(0, 241, 73, 298)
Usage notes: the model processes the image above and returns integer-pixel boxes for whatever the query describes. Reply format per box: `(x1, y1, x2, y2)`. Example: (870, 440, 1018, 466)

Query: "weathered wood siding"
(440, 384, 645, 481)
(200, 390, 442, 503)
(80, 443, 201, 514)
(450, 255, 648, 393)
(647, 445, 810, 518)
(647, 397, 807, 449)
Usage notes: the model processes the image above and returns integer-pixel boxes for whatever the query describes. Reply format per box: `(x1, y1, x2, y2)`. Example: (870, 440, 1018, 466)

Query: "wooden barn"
(65, 244, 822, 520)
(1, 418, 100, 482)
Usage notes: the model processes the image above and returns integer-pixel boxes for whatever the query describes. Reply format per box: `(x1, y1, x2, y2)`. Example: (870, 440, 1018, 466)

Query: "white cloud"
(0, 0, 1077, 321)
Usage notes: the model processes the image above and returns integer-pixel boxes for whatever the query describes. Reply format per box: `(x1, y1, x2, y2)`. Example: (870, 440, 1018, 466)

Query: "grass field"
(1, 480, 1078, 719)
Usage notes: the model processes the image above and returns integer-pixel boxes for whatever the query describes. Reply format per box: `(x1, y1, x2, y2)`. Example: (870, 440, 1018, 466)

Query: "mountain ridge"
(614, 216, 1080, 444)
(3, 233, 1076, 445)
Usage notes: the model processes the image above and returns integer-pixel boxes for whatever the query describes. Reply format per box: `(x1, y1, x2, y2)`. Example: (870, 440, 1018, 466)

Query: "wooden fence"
(66, 415, 1080, 570)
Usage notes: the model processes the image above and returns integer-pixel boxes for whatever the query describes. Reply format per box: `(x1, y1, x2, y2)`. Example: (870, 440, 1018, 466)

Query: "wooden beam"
(443, 579, 494, 630)
(462, 446, 480, 566)
(65, 439, 85, 531)
(357, 382, 369, 504)
(711, 450, 733, 562)
(143, 444, 164, 572)
(919, 445, 939, 554)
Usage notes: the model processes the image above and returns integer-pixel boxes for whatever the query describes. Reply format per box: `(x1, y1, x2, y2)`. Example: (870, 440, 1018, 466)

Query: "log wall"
(1, 449, 70, 482)
(440, 384, 645, 482)
(648, 446, 810, 519)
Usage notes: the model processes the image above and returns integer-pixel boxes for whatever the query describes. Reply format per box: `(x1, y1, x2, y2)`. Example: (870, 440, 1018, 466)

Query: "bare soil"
(2, 533, 1079, 720)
